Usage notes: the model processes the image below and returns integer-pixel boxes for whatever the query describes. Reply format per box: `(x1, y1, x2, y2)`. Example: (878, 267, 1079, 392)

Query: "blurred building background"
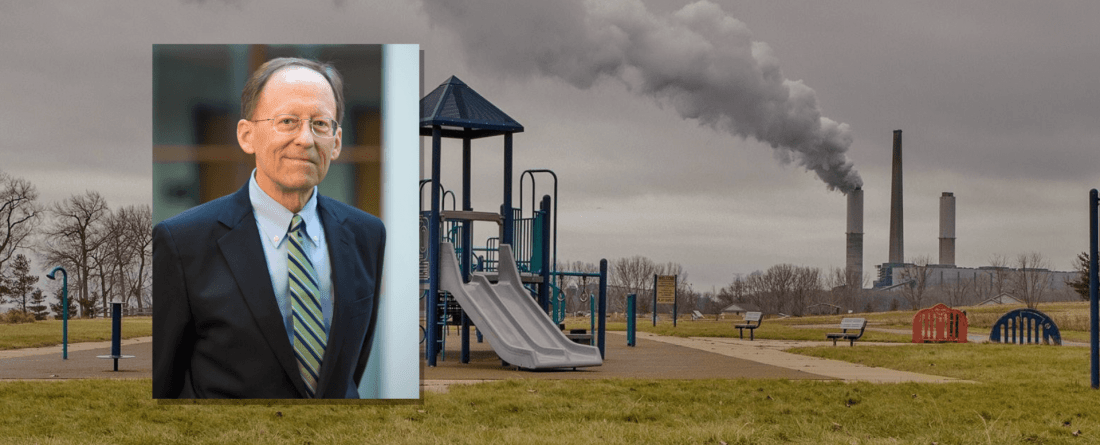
(153, 44, 383, 223)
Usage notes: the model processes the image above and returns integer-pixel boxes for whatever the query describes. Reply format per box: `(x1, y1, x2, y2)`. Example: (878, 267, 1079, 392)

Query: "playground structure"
(912, 304, 968, 343)
(989, 308, 1062, 345)
(420, 76, 606, 368)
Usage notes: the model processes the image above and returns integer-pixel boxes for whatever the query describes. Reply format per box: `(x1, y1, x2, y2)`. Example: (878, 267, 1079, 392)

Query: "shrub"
(2, 309, 37, 324)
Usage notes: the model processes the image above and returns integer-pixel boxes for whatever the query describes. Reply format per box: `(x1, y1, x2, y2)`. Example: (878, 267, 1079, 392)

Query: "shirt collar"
(248, 169, 321, 248)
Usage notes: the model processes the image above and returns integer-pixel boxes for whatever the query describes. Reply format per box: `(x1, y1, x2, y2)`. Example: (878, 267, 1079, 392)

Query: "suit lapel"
(217, 185, 309, 398)
(314, 197, 356, 397)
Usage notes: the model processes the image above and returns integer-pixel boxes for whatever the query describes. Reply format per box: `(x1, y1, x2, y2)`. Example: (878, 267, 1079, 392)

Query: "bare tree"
(121, 205, 153, 313)
(89, 212, 120, 315)
(745, 264, 796, 315)
(788, 266, 821, 317)
(899, 256, 934, 310)
(1011, 252, 1053, 309)
(43, 191, 110, 318)
(937, 272, 972, 307)
(611, 256, 658, 314)
(0, 171, 41, 272)
(715, 275, 748, 312)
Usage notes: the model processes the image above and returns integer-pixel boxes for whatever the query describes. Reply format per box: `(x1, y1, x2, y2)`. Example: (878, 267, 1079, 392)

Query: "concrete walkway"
(0, 337, 152, 380)
(628, 332, 974, 384)
(0, 333, 973, 390)
(419, 330, 974, 392)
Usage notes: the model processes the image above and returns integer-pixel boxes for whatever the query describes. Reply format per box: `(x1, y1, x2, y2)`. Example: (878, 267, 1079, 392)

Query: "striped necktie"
(288, 214, 326, 397)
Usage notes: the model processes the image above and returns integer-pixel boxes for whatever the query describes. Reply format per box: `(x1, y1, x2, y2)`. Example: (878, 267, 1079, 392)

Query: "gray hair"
(240, 57, 345, 123)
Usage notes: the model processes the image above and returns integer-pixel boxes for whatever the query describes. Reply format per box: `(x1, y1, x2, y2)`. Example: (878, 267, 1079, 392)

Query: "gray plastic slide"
(438, 242, 603, 369)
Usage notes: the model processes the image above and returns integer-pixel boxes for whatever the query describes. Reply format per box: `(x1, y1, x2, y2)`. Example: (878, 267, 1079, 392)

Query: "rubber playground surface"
(420, 330, 972, 391)
(0, 331, 971, 389)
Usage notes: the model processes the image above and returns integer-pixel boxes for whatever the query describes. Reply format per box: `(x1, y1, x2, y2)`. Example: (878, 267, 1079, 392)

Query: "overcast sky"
(3, 0, 1098, 292)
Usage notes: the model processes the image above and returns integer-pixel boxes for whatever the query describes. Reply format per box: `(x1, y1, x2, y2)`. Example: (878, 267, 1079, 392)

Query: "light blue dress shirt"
(248, 171, 334, 347)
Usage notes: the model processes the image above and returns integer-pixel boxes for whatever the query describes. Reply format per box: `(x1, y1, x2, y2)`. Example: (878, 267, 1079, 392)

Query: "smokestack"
(888, 130, 904, 263)
(939, 192, 956, 266)
(846, 187, 864, 286)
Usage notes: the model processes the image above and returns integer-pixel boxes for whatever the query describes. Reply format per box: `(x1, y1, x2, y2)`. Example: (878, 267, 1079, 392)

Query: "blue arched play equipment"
(420, 76, 607, 369)
(989, 308, 1062, 345)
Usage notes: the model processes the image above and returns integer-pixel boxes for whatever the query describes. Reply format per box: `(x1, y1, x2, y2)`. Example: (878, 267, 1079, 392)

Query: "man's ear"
(330, 126, 342, 160)
(238, 119, 255, 154)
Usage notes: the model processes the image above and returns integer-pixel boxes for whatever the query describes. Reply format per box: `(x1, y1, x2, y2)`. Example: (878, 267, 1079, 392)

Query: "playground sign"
(656, 275, 676, 304)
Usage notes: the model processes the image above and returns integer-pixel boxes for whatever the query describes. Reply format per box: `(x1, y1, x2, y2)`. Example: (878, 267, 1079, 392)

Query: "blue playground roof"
(420, 76, 524, 139)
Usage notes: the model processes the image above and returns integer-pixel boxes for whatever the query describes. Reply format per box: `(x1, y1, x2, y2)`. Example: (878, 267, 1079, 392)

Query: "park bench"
(826, 318, 867, 346)
(912, 303, 968, 343)
(735, 312, 763, 340)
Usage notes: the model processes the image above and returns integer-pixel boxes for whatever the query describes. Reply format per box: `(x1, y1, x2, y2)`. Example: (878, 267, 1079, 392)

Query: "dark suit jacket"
(152, 183, 385, 399)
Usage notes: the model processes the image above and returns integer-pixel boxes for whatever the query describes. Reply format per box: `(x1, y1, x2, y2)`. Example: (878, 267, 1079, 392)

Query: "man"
(153, 58, 385, 399)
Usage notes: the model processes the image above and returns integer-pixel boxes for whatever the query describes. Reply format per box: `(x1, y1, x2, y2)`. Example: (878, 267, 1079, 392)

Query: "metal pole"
(461, 136, 472, 364)
(627, 293, 636, 347)
(598, 259, 607, 359)
(111, 302, 121, 371)
(652, 274, 657, 327)
(539, 195, 552, 312)
(427, 125, 441, 367)
(503, 133, 513, 246)
(1090, 189, 1098, 388)
(47, 267, 69, 360)
(589, 292, 595, 346)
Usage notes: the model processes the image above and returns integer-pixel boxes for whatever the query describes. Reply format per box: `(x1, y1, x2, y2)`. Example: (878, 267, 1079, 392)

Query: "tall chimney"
(888, 130, 904, 264)
(939, 192, 956, 266)
(846, 187, 864, 286)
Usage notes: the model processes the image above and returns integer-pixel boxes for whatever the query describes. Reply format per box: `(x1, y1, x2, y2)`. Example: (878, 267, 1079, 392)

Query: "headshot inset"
(152, 44, 418, 399)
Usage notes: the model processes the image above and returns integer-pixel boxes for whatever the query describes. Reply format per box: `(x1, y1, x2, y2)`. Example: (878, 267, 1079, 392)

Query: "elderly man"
(153, 58, 385, 399)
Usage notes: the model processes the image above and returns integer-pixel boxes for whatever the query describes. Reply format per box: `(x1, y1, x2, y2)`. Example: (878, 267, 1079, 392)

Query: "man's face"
(238, 67, 342, 198)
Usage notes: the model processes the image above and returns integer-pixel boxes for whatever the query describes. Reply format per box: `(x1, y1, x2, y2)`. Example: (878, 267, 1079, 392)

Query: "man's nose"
(292, 121, 316, 146)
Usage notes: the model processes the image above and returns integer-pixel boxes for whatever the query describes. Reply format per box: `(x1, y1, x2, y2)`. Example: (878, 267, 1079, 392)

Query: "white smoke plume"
(421, 0, 862, 193)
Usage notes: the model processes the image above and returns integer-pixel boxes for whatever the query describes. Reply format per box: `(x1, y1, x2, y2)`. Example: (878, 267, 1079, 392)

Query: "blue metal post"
(503, 133, 513, 246)
(589, 293, 595, 346)
(427, 125, 441, 366)
(1090, 189, 1098, 388)
(47, 266, 69, 360)
(111, 302, 122, 371)
(598, 259, 607, 359)
(461, 137, 472, 364)
(538, 195, 552, 312)
(627, 293, 636, 347)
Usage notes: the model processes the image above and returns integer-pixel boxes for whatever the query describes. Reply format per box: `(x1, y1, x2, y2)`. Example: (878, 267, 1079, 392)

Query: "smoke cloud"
(421, 0, 862, 193)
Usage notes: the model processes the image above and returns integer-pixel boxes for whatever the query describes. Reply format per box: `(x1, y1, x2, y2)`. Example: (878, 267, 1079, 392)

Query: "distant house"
(978, 293, 1024, 306)
(721, 302, 762, 317)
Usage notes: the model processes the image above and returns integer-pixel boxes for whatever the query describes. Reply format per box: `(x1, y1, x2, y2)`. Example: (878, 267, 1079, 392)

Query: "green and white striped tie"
(288, 214, 326, 397)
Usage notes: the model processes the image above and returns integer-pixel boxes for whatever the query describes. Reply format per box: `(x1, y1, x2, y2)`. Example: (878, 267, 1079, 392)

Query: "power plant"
(939, 192, 956, 266)
(845, 187, 863, 285)
(888, 129, 904, 264)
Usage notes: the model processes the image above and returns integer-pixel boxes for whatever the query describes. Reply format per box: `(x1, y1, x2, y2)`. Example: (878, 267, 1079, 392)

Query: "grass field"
(3, 343, 1100, 444)
(565, 301, 1094, 343)
(4, 304, 1099, 443)
(0, 317, 153, 350)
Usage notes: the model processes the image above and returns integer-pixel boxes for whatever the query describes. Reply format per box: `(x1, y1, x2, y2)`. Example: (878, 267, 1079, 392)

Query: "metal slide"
(438, 242, 603, 369)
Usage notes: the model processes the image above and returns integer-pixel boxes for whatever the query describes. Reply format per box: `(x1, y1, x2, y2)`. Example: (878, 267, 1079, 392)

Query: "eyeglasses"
(251, 114, 339, 138)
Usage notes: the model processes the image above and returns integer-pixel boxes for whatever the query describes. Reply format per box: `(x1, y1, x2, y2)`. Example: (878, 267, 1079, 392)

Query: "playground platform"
(0, 332, 976, 389)
(420, 330, 976, 392)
